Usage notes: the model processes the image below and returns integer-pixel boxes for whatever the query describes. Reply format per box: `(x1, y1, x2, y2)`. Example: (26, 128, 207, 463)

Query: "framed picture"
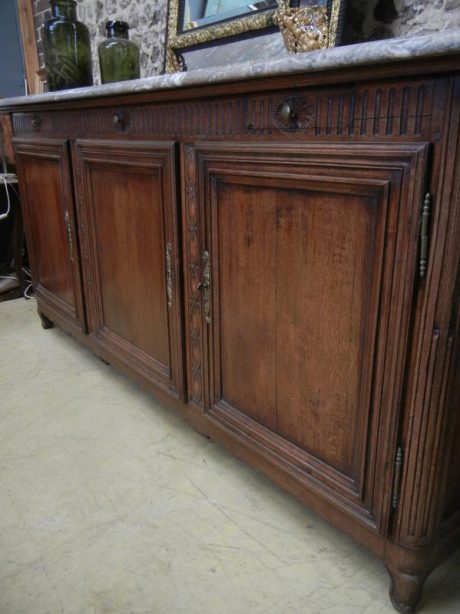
(165, 0, 347, 72)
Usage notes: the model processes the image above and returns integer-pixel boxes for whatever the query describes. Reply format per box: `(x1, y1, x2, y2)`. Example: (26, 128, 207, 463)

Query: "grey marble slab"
(182, 31, 289, 71)
(2, 29, 460, 108)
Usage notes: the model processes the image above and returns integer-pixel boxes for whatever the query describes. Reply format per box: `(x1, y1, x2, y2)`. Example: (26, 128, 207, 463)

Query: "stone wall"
(343, 0, 460, 43)
(32, 0, 460, 83)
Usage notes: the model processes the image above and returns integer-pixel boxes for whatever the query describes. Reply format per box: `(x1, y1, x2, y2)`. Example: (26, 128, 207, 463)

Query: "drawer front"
(12, 75, 446, 143)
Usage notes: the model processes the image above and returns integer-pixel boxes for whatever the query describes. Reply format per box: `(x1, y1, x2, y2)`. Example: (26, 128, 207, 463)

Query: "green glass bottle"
(43, 0, 93, 91)
(98, 21, 140, 85)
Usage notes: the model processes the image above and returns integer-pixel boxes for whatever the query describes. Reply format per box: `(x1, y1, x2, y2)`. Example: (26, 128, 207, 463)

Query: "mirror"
(180, 1, 278, 32)
(166, 1, 346, 72)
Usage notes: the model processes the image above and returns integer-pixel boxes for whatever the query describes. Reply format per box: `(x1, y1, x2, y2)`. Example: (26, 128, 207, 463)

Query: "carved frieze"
(12, 79, 444, 142)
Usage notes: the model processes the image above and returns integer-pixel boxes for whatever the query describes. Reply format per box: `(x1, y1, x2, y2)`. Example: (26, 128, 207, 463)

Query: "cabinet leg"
(388, 568, 427, 613)
(38, 312, 54, 330)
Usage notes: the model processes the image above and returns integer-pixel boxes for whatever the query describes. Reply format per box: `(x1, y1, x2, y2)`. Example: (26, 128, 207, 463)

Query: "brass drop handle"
(197, 250, 211, 324)
(419, 193, 431, 278)
(165, 242, 173, 309)
(64, 210, 73, 262)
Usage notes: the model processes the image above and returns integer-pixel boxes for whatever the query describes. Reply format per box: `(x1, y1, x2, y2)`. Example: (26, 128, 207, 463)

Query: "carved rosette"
(273, 96, 315, 132)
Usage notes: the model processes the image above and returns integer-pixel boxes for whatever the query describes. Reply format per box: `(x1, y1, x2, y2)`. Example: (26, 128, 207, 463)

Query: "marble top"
(2, 29, 460, 108)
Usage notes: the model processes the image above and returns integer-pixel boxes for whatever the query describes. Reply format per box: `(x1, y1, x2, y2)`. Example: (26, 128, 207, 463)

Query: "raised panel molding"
(73, 139, 184, 398)
(182, 142, 430, 532)
(13, 138, 86, 334)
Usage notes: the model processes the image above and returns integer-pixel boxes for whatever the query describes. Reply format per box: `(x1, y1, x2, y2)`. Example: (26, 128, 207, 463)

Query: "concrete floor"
(0, 298, 459, 614)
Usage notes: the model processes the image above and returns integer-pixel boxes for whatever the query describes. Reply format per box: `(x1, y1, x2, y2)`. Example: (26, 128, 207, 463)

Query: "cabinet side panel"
(441, 244, 460, 524)
(443, 357, 460, 520)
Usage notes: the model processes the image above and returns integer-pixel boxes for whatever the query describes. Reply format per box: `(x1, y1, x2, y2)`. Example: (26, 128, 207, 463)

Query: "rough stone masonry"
(344, 0, 460, 43)
(33, 0, 460, 83)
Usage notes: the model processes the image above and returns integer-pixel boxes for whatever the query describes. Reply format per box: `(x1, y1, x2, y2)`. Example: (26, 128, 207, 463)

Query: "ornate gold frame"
(165, 1, 345, 73)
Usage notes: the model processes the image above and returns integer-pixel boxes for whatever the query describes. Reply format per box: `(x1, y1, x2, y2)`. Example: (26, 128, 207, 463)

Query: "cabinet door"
(74, 140, 183, 398)
(14, 138, 85, 332)
(182, 142, 429, 532)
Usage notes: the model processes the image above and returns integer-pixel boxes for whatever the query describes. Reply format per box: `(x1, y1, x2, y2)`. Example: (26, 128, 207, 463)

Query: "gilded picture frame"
(165, 1, 346, 73)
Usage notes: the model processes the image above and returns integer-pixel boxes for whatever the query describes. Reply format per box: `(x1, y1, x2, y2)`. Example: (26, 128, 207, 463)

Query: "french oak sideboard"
(2, 35, 460, 612)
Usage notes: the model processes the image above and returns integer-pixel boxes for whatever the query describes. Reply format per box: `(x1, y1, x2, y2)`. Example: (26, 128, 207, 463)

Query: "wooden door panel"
(24, 158, 74, 306)
(74, 140, 183, 398)
(14, 138, 85, 331)
(218, 182, 277, 428)
(91, 167, 169, 364)
(276, 189, 373, 476)
(183, 142, 429, 531)
(218, 183, 377, 477)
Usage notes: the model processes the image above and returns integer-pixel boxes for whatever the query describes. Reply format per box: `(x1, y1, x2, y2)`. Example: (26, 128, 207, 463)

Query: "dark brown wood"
(39, 310, 54, 329)
(443, 351, 460, 521)
(13, 138, 85, 333)
(7, 55, 460, 614)
(10, 76, 449, 143)
(0, 114, 15, 164)
(182, 141, 429, 535)
(72, 139, 184, 399)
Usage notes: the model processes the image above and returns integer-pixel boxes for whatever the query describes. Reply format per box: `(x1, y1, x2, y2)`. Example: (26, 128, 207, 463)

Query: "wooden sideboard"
(4, 53, 460, 612)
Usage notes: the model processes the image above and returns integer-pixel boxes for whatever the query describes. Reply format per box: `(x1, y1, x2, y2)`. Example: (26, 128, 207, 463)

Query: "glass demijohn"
(43, 0, 93, 91)
(98, 21, 140, 84)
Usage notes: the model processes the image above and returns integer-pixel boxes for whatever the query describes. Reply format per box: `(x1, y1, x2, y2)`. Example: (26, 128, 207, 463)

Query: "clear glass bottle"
(43, 0, 93, 91)
(98, 21, 140, 85)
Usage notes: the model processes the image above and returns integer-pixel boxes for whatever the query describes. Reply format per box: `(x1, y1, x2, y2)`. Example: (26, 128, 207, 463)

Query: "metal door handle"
(165, 242, 173, 308)
(64, 210, 73, 262)
(199, 250, 211, 324)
